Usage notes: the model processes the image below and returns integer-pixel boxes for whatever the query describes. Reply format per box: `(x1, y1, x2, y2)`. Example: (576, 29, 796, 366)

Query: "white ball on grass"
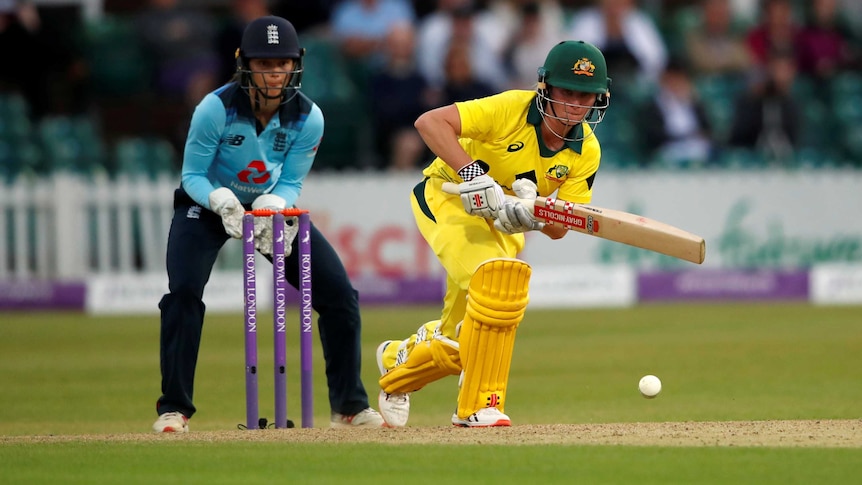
(638, 375, 662, 398)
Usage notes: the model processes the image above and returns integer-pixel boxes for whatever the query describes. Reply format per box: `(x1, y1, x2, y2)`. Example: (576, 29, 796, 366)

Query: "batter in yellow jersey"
(376, 41, 612, 428)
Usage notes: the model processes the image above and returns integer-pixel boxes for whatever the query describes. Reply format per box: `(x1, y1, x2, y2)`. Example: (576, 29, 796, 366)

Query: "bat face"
(535, 198, 600, 234)
(532, 197, 705, 265)
(440, 181, 705, 264)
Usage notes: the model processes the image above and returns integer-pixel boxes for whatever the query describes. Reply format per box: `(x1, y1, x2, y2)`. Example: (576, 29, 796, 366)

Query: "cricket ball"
(638, 375, 662, 398)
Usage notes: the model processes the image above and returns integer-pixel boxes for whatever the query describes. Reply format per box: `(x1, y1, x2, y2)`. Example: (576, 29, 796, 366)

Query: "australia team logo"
(572, 58, 596, 77)
(544, 164, 569, 182)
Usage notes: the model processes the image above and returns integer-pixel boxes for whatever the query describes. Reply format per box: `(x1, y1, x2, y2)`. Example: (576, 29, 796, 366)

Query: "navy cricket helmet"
(236, 16, 304, 104)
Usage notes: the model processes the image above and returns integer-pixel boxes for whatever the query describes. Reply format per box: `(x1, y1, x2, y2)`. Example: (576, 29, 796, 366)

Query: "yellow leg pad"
(456, 258, 531, 419)
(379, 338, 461, 394)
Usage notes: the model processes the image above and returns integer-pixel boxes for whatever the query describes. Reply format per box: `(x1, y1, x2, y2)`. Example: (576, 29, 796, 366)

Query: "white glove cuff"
(252, 194, 286, 210)
(512, 179, 539, 200)
(208, 187, 240, 212)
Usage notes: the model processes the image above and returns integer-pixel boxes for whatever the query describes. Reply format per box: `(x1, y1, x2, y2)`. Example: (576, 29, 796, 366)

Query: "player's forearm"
(414, 106, 472, 172)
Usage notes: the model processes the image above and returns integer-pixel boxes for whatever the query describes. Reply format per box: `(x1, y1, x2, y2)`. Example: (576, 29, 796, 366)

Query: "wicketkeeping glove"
(281, 215, 299, 257)
(251, 194, 286, 257)
(208, 187, 244, 239)
(494, 179, 545, 234)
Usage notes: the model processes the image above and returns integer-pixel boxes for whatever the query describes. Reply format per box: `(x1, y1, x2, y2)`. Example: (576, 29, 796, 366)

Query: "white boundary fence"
(4, 169, 862, 279)
(3, 171, 862, 309)
(0, 174, 178, 278)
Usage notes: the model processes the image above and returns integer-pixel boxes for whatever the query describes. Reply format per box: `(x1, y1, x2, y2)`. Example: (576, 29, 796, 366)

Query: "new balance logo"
(225, 134, 245, 146)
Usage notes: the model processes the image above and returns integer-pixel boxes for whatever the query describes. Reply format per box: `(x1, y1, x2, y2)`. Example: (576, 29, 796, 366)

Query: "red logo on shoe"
(238, 160, 271, 184)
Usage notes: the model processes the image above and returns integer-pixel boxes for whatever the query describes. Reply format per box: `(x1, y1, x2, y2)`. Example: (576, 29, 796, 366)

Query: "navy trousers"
(156, 187, 371, 419)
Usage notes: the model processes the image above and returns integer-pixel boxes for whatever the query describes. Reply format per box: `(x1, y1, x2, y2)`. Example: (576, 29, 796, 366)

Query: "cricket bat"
(442, 182, 706, 264)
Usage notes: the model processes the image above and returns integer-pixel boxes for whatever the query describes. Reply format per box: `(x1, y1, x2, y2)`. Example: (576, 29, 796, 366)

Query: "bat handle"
(441, 182, 460, 195)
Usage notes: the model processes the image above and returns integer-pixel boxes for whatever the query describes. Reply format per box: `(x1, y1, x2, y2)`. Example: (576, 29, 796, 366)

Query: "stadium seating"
(0, 93, 32, 142)
(695, 74, 746, 144)
(38, 116, 108, 176)
(114, 137, 177, 179)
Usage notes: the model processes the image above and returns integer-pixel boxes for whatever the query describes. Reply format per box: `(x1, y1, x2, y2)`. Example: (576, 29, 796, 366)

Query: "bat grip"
(441, 182, 460, 195)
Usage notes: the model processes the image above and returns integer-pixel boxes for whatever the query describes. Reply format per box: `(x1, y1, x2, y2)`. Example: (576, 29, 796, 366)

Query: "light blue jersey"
(181, 82, 323, 209)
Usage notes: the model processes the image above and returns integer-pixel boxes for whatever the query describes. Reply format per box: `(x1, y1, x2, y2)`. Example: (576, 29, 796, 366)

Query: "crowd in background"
(1, 0, 861, 179)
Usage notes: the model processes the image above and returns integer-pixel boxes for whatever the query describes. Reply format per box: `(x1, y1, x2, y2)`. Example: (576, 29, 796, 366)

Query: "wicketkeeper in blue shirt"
(152, 16, 385, 432)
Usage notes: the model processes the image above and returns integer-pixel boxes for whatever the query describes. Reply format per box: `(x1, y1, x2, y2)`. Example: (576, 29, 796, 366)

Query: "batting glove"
(494, 179, 544, 234)
(455, 162, 505, 219)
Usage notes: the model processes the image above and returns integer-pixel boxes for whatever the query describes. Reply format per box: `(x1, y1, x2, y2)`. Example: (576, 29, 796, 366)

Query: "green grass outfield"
(1, 303, 860, 484)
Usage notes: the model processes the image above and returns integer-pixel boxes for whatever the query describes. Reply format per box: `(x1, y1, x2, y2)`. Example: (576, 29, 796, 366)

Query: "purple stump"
(272, 214, 287, 428)
(272, 213, 288, 428)
(242, 213, 259, 429)
(298, 212, 313, 428)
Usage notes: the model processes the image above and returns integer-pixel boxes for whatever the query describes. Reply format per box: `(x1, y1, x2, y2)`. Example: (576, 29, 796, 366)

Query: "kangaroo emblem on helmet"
(572, 58, 596, 76)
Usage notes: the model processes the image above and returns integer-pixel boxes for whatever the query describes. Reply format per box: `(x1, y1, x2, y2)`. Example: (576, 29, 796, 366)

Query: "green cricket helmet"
(236, 16, 304, 105)
(536, 40, 611, 141)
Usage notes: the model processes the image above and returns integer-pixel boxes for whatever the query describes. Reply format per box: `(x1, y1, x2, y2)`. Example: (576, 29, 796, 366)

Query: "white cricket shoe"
(152, 411, 189, 433)
(451, 407, 511, 427)
(330, 407, 386, 428)
(377, 340, 410, 427)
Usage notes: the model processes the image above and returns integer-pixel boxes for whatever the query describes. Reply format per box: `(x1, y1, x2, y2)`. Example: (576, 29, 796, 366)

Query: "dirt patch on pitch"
(4, 420, 861, 447)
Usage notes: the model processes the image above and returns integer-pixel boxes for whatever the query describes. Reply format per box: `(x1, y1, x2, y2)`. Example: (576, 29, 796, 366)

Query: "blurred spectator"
(215, 0, 271, 86)
(566, 0, 668, 86)
(0, 0, 89, 119)
(837, 0, 862, 41)
(0, 0, 50, 117)
(744, 0, 800, 66)
(728, 48, 800, 162)
(134, 0, 220, 108)
(684, 0, 752, 78)
(368, 22, 434, 170)
(797, 0, 858, 81)
(639, 58, 714, 167)
(412, 0, 439, 20)
(440, 40, 496, 105)
(330, 0, 415, 70)
(416, 0, 509, 91)
(728, 0, 759, 26)
(274, 0, 337, 34)
(499, 0, 567, 89)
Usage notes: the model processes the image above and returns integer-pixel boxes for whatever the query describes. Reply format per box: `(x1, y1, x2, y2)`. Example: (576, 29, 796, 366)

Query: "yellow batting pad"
(379, 338, 461, 394)
(456, 258, 531, 419)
